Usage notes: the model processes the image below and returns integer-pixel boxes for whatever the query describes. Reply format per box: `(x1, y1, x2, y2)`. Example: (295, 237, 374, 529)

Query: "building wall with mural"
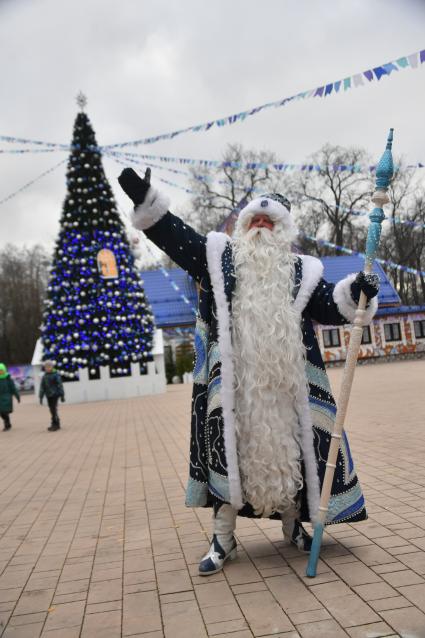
(317, 306, 425, 363)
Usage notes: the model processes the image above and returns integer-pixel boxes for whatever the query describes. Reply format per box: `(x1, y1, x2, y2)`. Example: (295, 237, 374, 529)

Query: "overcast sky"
(1, 0, 424, 251)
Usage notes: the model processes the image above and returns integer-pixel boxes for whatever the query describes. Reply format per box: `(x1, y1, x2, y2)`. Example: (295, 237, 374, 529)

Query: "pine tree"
(41, 95, 155, 380)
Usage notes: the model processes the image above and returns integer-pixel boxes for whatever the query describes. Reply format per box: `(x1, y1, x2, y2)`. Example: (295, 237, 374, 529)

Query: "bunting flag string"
(300, 232, 425, 277)
(0, 134, 69, 149)
(0, 148, 62, 155)
(108, 152, 425, 230)
(103, 48, 425, 149)
(109, 149, 425, 173)
(0, 159, 67, 207)
(1, 138, 424, 174)
(105, 153, 195, 194)
(108, 149, 374, 173)
(1, 48, 424, 154)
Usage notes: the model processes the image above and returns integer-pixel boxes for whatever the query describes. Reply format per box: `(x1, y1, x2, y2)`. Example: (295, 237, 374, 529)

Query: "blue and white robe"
(134, 192, 377, 525)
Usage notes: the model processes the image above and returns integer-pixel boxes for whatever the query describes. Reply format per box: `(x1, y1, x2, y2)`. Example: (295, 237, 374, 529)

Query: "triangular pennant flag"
(334, 80, 342, 92)
(343, 77, 351, 90)
(373, 66, 388, 80)
(396, 57, 409, 68)
(420, 50, 425, 63)
(314, 86, 324, 97)
(353, 74, 364, 87)
(382, 62, 398, 74)
(363, 70, 374, 82)
(408, 52, 418, 68)
(325, 83, 333, 96)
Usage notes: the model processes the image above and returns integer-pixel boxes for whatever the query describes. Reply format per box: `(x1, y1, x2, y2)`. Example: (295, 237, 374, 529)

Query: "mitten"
(351, 271, 380, 302)
(118, 167, 151, 206)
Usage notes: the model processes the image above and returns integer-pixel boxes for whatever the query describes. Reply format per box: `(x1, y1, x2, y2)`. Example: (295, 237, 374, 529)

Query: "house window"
(361, 326, 372, 345)
(414, 320, 425, 339)
(384, 322, 402, 342)
(322, 328, 341, 348)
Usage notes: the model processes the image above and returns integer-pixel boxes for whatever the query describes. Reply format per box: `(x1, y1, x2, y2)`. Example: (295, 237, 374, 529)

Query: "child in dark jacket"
(39, 361, 65, 432)
(0, 363, 20, 431)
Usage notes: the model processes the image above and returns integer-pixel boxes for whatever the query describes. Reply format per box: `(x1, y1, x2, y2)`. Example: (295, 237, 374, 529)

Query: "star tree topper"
(76, 91, 87, 111)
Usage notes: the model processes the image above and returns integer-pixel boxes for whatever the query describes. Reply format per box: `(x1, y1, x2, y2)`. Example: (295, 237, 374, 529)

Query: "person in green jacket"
(0, 363, 20, 431)
(39, 360, 65, 432)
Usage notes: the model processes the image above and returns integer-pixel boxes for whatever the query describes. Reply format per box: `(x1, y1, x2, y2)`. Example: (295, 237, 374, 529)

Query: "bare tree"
(183, 143, 291, 234)
(379, 165, 425, 304)
(0, 245, 50, 364)
(157, 141, 425, 305)
(289, 144, 373, 255)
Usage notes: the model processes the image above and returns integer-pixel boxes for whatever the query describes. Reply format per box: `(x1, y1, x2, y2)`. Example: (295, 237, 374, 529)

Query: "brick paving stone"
(369, 596, 413, 611)
(201, 602, 243, 624)
(81, 609, 122, 637)
(327, 560, 383, 587)
(379, 606, 425, 636)
(40, 628, 81, 638)
(1, 362, 425, 637)
(211, 631, 253, 638)
(380, 568, 425, 586)
(43, 600, 85, 631)
(287, 607, 331, 624)
(161, 599, 207, 638)
(156, 568, 192, 594)
(8, 611, 46, 626)
(207, 619, 250, 635)
(346, 621, 394, 637)
(297, 619, 349, 637)
(396, 582, 425, 612)
(13, 588, 54, 615)
(324, 593, 381, 628)
(236, 591, 294, 635)
(353, 582, 398, 602)
(2, 623, 44, 637)
(87, 578, 122, 604)
(266, 574, 323, 614)
(122, 591, 162, 636)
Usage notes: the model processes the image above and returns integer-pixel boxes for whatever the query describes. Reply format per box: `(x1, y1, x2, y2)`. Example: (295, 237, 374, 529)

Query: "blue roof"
(141, 255, 401, 327)
(321, 256, 400, 307)
(376, 304, 425, 316)
(140, 268, 197, 327)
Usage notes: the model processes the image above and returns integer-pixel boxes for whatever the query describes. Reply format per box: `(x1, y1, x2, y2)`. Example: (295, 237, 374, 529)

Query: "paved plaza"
(1, 360, 425, 638)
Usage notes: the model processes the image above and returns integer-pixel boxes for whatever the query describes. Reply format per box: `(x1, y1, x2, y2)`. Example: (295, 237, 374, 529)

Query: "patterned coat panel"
(145, 212, 366, 524)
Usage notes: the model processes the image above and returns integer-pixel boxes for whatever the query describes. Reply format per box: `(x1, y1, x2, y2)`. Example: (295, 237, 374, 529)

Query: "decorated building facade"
(142, 260, 425, 365)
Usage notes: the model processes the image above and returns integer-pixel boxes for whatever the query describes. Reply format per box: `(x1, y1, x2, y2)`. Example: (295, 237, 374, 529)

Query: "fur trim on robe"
(131, 188, 170, 231)
(333, 273, 378, 324)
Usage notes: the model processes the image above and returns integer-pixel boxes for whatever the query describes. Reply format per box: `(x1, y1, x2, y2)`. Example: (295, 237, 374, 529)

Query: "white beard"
(232, 224, 306, 517)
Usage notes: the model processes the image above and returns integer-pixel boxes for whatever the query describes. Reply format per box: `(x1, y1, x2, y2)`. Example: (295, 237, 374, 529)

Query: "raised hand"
(118, 167, 151, 206)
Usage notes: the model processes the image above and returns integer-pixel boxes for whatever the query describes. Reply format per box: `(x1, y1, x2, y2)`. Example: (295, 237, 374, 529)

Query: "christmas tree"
(41, 94, 155, 380)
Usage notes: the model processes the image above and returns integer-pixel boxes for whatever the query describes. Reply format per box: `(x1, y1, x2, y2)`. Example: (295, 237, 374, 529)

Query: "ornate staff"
(306, 129, 394, 578)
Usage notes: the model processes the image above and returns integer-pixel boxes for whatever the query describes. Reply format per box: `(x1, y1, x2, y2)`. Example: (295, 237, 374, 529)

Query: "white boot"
(199, 504, 237, 576)
(282, 515, 313, 553)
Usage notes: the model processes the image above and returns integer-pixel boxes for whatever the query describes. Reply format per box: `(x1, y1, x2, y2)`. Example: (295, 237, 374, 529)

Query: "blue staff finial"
(375, 128, 394, 190)
(365, 129, 395, 267)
